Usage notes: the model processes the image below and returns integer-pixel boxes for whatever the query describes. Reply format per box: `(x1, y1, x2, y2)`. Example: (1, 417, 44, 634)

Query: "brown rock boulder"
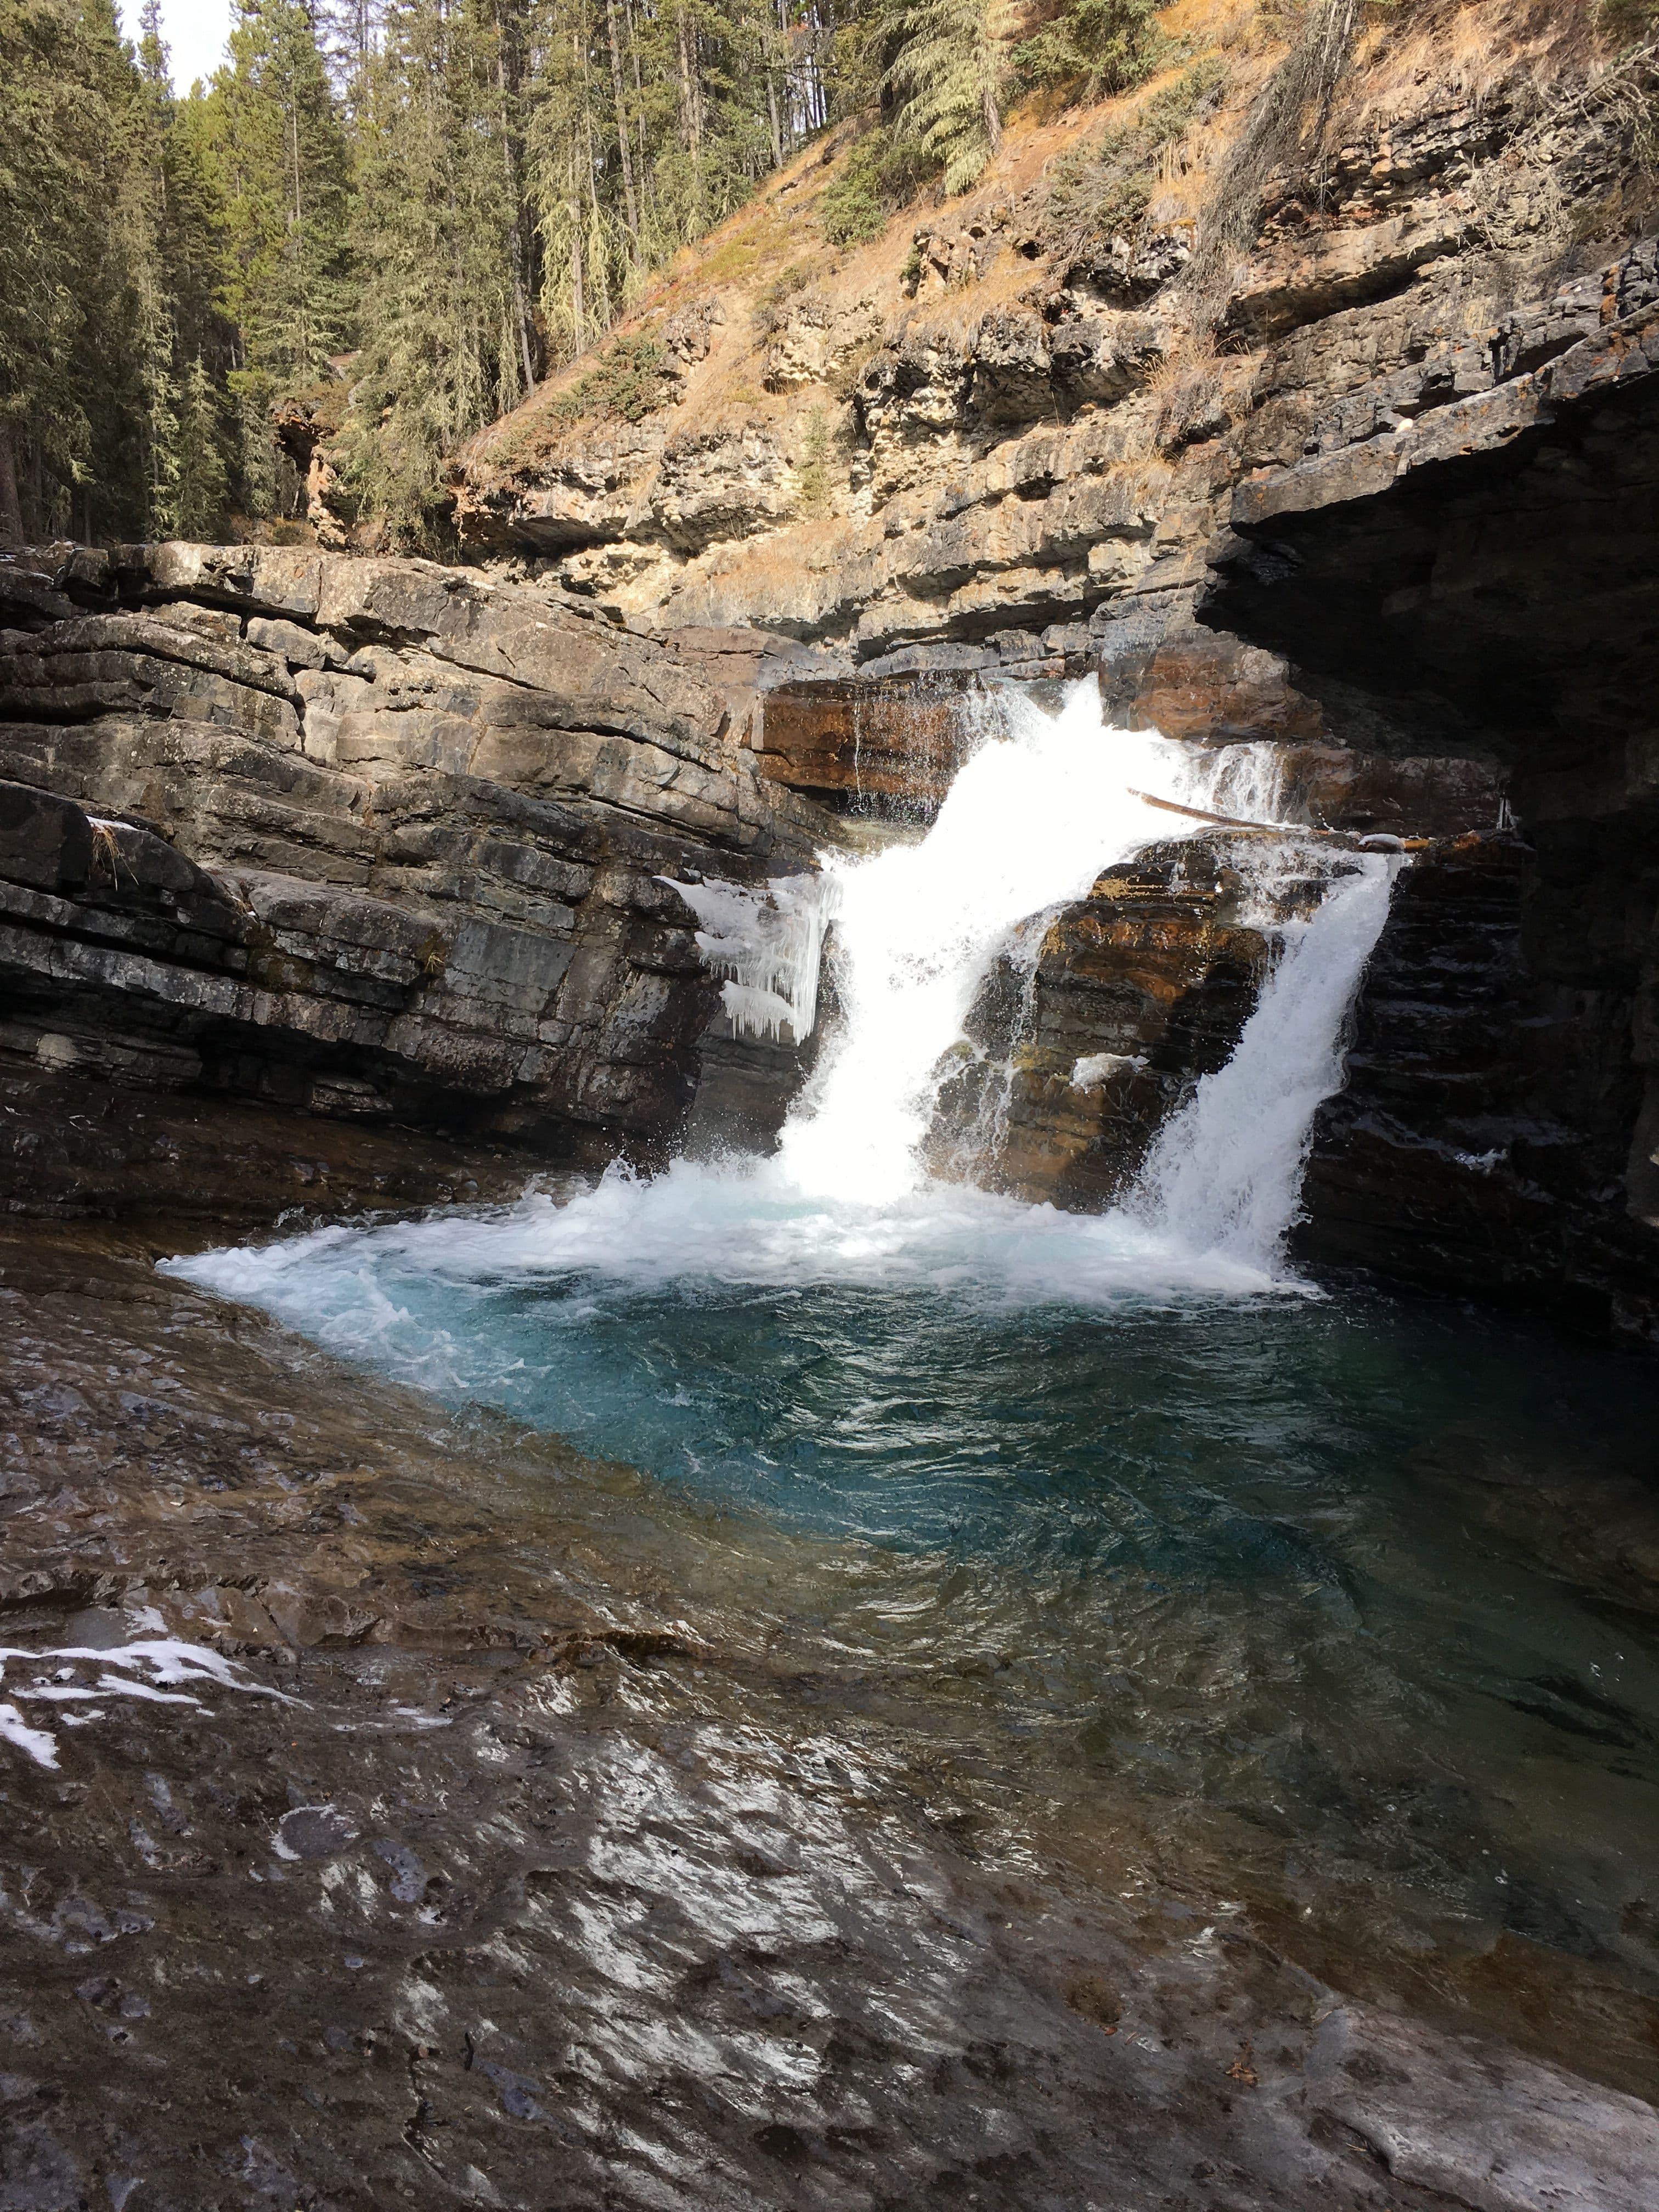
(929, 839, 1273, 1209)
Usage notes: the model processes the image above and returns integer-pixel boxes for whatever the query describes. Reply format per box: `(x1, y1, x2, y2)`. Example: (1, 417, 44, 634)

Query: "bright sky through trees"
(119, 0, 231, 91)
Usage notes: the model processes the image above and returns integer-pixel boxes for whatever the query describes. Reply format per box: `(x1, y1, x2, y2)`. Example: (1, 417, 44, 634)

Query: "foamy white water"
(780, 684, 1282, 1204)
(168, 681, 1397, 1331)
(1136, 854, 1398, 1266)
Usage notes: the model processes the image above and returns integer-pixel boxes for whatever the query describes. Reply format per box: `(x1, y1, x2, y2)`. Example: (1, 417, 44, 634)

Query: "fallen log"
(1128, 790, 1430, 849)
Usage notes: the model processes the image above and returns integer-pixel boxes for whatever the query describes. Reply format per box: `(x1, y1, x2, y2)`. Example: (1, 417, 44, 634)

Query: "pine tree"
(1014, 0, 1167, 100)
(525, 0, 825, 372)
(0, 0, 171, 540)
(528, 0, 627, 360)
(338, 0, 533, 544)
(317, 0, 389, 103)
(174, 356, 232, 536)
(880, 0, 1013, 196)
(206, 0, 356, 388)
(230, 369, 281, 520)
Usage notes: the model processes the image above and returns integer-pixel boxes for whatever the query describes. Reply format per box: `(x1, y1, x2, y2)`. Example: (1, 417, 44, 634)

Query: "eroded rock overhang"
(1202, 298, 1659, 1338)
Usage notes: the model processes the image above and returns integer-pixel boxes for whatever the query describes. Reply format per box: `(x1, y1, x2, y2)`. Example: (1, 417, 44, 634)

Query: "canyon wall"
(441, 0, 1659, 1339)
(0, 543, 826, 1215)
(1209, 301, 1659, 1332)
(9, 2, 1659, 1337)
(453, 3, 1645, 681)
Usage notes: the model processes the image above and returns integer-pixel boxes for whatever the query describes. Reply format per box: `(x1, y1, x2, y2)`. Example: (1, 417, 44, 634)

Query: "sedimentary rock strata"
(453, 10, 1655, 681)
(1201, 286, 1659, 1340)
(0, 543, 826, 1187)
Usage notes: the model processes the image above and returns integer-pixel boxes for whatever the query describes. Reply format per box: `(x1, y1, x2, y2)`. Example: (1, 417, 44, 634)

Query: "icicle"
(669, 872, 838, 1046)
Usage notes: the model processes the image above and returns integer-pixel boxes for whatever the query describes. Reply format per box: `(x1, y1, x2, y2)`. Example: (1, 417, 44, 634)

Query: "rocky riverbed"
(2, 1213, 1658, 2211)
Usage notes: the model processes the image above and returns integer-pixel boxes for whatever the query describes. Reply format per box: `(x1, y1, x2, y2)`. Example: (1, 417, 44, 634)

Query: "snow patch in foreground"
(0, 1635, 292, 1770)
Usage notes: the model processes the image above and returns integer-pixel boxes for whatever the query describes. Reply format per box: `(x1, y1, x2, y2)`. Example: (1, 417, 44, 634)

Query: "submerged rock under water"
(3, 1223, 1659, 2210)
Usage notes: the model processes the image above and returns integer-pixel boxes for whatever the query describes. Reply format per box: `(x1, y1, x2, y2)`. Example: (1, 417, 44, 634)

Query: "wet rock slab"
(0, 1224, 1656, 2209)
(930, 838, 1273, 1209)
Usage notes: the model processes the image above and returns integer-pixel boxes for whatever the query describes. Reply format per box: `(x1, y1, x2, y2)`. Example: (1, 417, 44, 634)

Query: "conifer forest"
(0, 0, 1164, 550)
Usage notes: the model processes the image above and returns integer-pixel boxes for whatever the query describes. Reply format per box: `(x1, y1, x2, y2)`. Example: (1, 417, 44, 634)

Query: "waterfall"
(776, 684, 1288, 1206)
(1132, 854, 1398, 1265)
(172, 679, 1400, 1315)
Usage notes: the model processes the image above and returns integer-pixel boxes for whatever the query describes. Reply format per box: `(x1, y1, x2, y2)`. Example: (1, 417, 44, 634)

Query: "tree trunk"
(603, 0, 640, 240)
(570, 161, 586, 347)
(0, 429, 25, 544)
(677, 10, 703, 174)
(512, 266, 537, 393)
(494, 40, 537, 393)
(627, 0, 650, 212)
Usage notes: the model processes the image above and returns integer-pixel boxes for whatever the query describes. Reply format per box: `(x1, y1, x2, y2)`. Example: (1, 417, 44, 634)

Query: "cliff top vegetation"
(1, 0, 1639, 558)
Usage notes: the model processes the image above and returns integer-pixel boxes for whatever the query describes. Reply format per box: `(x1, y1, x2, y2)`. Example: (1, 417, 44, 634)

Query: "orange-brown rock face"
(930, 839, 1272, 1210)
(753, 676, 978, 806)
(1122, 632, 1329, 747)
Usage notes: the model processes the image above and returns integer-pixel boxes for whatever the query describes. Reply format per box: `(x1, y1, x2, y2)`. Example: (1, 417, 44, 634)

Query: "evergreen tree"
(131, 0, 249, 536)
(0, 0, 165, 540)
(338, 0, 533, 543)
(879, 0, 1012, 195)
(174, 354, 232, 535)
(528, 0, 624, 361)
(206, 0, 356, 387)
(318, 0, 389, 101)
(230, 368, 281, 520)
(1013, 0, 1167, 100)
(526, 0, 827, 371)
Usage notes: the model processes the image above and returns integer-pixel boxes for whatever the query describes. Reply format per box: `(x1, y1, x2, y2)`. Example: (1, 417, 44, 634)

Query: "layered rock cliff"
(929, 836, 1276, 1206)
(453, 2, 1645, 668)
(0, 543, 827, 1215)
(9, 2, 1659, 1338)
(1209, 302, 1659, 1332)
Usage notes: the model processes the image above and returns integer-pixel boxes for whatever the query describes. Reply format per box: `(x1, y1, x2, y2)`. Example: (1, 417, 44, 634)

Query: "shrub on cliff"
(550, 334, 673, 426)
(820, 131, 936, 242)
(1043, 56, 1228, 267)
(1014, 0, 1170, 101)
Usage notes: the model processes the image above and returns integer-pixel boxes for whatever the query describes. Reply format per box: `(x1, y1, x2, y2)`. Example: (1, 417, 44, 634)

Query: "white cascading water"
(170, 680, 1398, 1326)
(777, 684, 1286, 1207)
(1132, 858, 1398, 1267)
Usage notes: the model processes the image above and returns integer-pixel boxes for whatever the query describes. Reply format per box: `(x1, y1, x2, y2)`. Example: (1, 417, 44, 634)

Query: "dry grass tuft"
(87, 819, 131, 888)
(1179, 0, 1365, 326)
